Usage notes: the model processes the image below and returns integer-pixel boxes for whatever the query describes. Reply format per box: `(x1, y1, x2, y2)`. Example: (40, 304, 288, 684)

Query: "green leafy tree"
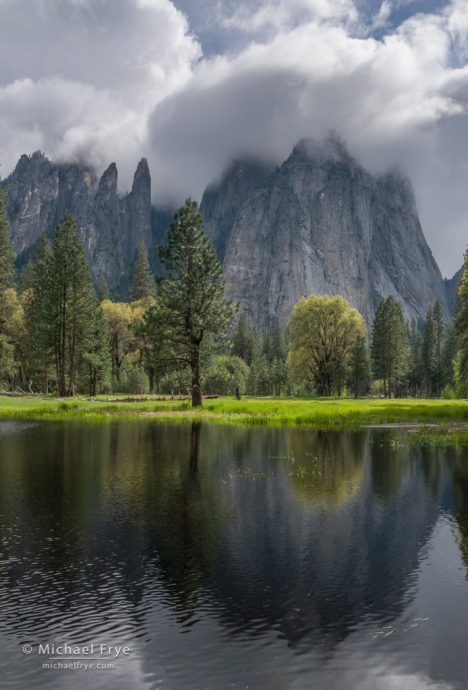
(101, 299, 144, 386)
(288, 295, 365, 396)
(131, 241, 156, 300)
(46, 212, 96, 396)
(204, 355, 250, 396)
(0, 335, 15, 388)
(371, 297, 410, 397)
(149, 199, 234, 407)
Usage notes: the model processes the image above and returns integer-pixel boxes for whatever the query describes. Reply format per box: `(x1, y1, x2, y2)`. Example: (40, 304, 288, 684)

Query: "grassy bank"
(0, 395, 467, 429)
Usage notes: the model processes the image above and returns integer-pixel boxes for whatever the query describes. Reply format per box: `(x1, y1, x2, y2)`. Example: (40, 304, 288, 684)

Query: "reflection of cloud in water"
(0, 421, 37, 437)
(0, 423, 466, 689)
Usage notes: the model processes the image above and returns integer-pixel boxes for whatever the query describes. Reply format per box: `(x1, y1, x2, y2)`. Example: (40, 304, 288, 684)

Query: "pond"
(0, 420, 467, 689)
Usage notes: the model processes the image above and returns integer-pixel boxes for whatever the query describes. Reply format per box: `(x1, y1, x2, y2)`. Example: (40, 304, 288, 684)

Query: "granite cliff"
(1, 140, 458, 325)
(0, 151, 165, 294)
(201, 138, 452, 327)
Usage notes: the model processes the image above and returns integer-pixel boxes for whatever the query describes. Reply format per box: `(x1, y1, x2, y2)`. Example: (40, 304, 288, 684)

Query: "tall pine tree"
(371, 297, 410, 397)
(455, 249, 468, 392)
(24, 234, 53, 392)
(149, 199, 234, 407)
(46, 212, 96, 397)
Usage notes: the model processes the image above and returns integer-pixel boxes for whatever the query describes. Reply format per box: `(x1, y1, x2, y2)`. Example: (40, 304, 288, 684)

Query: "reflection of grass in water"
(0, 396, 467, 431)
(392, 428, 468, 447)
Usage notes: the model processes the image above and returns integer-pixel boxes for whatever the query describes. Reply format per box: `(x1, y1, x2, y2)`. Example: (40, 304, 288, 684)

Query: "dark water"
(0, 421, 468, 689)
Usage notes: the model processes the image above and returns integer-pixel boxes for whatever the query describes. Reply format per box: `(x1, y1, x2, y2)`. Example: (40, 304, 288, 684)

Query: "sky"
(0, 0, 467, 277)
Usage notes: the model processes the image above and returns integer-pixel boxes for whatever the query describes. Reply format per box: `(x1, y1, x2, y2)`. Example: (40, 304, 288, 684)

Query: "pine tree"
(349, 335, 370, 398)
(431, 300, 445, 397)
(0, 192, 17, 387)
(83, 300, 111, 396)
(150, 199, 234, 407)
(24, 234, 53, 392)
(371, 297, 410, 397)
(455, 249, 468, 392)
(407, 319, 424, 396)
(46, 212, 96, 397)
(232, 315, 255, 364)
(0, 190, 14, 296)
(131, 242, 156, 301)
(441, 325, 457, 391)
(421, 305, 435, 396)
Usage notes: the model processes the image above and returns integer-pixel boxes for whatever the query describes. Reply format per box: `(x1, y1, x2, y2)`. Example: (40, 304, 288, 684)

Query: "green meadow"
(0, 395, 467, 431)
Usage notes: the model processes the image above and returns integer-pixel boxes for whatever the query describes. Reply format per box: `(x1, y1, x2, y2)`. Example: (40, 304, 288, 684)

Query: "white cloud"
(0, 0, 200, 186)
(0, 0, 467, 274)
(221, 0, 357, 32)
(145, 0, 468, 275)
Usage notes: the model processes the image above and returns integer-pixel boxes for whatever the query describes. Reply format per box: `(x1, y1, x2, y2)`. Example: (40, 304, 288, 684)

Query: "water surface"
(0, 421, 467, 689)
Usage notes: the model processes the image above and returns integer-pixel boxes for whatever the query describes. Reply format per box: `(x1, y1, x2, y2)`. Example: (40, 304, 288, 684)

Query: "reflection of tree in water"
(286, 429, 366, 508)
(371, 436, 408, 503)
(448, 446, 468, 571)
(0, 423, 444, 656)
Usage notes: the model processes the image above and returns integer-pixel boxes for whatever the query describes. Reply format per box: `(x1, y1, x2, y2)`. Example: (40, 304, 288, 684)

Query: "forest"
(0, 191, 467, 407)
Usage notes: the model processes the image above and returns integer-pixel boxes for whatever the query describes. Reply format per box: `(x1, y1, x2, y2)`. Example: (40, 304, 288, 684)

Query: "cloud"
(146, 0, 468, 275)
(0, 0, 200, 186)
(0, 0, 467, 275)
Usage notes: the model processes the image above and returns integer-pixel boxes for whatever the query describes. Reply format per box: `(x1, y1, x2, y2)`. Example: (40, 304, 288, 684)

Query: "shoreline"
(0, 395, 467, 434)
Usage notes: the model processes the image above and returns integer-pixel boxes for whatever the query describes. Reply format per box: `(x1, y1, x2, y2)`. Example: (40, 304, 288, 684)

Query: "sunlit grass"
(0, 395, 467, 429)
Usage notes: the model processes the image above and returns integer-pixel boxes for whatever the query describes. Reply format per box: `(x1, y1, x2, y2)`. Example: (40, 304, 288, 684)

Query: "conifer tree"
(0, 190, 14, 296)
(46, 212, 96, 396)
(232, 315, 255, 364)
(407, 319, 424, 396)
(371, 297, 410, 397)
(83, 300, 111, 396)
(455, 249, 468, 391)
(24, 234, 53, 392)
(131, 242, 156, 300)
(149, 199, 234, 407)
(421, 305, 435, 396)
(349, 335, 370, 398)
(431, 300, 445, 397)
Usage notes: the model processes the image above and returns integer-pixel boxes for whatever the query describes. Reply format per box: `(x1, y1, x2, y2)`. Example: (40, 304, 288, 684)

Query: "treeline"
(0, 190, 467, 404)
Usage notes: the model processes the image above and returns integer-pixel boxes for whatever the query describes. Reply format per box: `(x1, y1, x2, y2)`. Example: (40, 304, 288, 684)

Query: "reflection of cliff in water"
(0, 423, 446, 653)
(447, 445, 468, 573)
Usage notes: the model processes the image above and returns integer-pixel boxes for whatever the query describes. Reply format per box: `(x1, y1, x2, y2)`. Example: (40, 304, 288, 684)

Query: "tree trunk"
(190, 421, 201, 476)
(191, 351, 202, 408)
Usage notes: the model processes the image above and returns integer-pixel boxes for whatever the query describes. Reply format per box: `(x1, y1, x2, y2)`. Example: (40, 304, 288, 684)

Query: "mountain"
(1, 140, 456, 326)
(201, 137, 451, 327)
(445, 269, 462, 314)
(0, 151, 169, 295)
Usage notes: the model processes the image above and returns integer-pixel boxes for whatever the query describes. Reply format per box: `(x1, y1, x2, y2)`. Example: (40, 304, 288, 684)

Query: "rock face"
(445, 269, 462, 315)
(1, 140, 456, 325)
(1, 151, 159, 295)
(201, 137, 451, 327)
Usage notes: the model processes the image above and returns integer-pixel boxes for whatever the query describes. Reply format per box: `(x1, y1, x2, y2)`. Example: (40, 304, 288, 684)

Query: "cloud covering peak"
(0, 0, 467, 275)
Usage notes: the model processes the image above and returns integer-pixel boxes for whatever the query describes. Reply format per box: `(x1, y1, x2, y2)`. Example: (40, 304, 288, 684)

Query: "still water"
(0, 420, 467, 689)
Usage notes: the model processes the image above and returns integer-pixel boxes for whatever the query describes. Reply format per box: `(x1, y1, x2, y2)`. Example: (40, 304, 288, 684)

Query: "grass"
(0, 394, 467, 430)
